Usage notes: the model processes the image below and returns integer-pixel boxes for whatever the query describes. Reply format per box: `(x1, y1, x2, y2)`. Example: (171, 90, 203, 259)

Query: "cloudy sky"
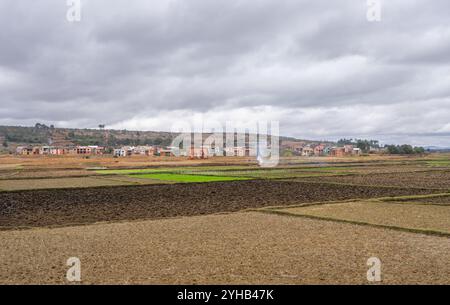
(0, 0, 449, 146)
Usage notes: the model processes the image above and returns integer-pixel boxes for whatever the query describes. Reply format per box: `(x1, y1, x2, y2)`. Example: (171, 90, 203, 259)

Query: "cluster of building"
(16, 145, 105, 156)
(113, 145, 256, 158)
(16, 142, 364, 158)
(113, 146, 156, 157)
(281, 141, 361, 157)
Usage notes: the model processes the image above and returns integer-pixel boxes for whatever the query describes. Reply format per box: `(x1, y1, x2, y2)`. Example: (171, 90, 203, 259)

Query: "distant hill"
(424, 146, 450, 152)
(0, 125, 175, 151)
(0, 124, 323, 152)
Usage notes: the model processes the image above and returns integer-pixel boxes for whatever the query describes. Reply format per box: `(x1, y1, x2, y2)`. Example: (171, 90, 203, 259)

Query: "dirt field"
(0, 175, 177, 191)
(300, 170, 450, 189)
(0, 180, 438, 230)
(0, 169, 96, 179)
(272, 201, 450, 235)
(0, 177, 135, 191)
(0, 155, 258, 170)
(0, 212, 448, 285)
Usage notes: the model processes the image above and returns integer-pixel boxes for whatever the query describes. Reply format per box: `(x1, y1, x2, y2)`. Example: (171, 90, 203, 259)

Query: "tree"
(399, 144, 414, 154)
(414, 147, 425, 154)
(386, 145, 399, 154)
(98, 124, 105, 130)
(385, 144, 424, 155)
(154, 137, 163, 145)
(369, 140, 380, 148)
(356, 139, 371, 153)
(337, 138, 354, 146)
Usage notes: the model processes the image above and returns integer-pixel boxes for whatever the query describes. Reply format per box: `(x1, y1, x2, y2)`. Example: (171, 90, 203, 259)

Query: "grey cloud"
(0, 0, 449, 145)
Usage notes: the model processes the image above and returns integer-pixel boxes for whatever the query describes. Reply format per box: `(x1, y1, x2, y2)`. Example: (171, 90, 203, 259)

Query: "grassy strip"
(129, 173, 251, 183)
(95, 165, 262, 175)
(96, 168, 177, 175)
(94, 175, 148, 185)
(259, 209, 450, 238)
(377, 201, 450, 207)
(95, 166, 353, 176)
(378, 193, 450, 202)
(0, 174, 97, 181)
(245, 198, 365, 212)
(426, 160, 450, 167)
(185, 170, 352, 179)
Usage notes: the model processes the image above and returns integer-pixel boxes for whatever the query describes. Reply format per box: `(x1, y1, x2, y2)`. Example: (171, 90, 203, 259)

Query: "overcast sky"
(0, 0, 449, 146)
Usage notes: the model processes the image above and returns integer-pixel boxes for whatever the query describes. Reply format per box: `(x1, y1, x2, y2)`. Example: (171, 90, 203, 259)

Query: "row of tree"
(385, 145, 425, 155)
(337, 138, 426, 154)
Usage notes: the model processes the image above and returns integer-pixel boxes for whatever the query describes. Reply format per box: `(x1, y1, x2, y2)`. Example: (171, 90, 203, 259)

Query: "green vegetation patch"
(95, 165, 258, 175)
(129, 173, 251, 183)
(426, 160, 450, 167)
(184, 169, 351, 179)
(96, 168, 173, 175)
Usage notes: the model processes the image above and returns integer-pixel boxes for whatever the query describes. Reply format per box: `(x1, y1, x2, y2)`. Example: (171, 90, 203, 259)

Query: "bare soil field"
(0, 154, 443, 171)
(0, 169, 95, 180)
(0, 175, 174, 191)
(0, 180, 438, 230)
(300, 170, 450, 189)
(0, 155, 258, 170)
(0, 176, 153, 191)
(0, 212, 448, 284)
(332, 165, 432, 174)
(272, 201, 450, 235)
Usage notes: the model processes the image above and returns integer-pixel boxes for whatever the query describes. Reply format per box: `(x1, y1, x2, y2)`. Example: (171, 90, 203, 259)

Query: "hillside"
(0, 125, 175, 151)
(0, 124, 331, 153)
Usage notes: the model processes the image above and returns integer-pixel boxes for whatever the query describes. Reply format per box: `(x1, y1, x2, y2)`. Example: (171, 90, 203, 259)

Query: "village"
(15, 141, 366, 158)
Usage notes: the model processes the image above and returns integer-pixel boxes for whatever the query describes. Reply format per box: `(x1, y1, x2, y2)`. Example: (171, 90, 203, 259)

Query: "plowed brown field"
(0, 180, 438, 230)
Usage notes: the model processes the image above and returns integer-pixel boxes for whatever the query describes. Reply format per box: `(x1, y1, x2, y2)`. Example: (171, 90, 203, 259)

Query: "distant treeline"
(0, 124, 175, 147)
(337, 138, 426, 154)
(337, 138, 380, 153)
(385, 145, 425, 155)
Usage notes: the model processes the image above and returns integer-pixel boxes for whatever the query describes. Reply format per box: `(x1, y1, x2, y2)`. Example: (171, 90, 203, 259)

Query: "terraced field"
(0, 154, 449, 284)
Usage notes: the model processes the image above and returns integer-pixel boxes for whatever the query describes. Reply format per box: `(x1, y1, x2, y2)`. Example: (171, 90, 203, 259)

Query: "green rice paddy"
(426, 160, 450, 167)
(130, 173, 251, 183)
(96, 165, 353, 181)
(95, 165, 258, 175)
